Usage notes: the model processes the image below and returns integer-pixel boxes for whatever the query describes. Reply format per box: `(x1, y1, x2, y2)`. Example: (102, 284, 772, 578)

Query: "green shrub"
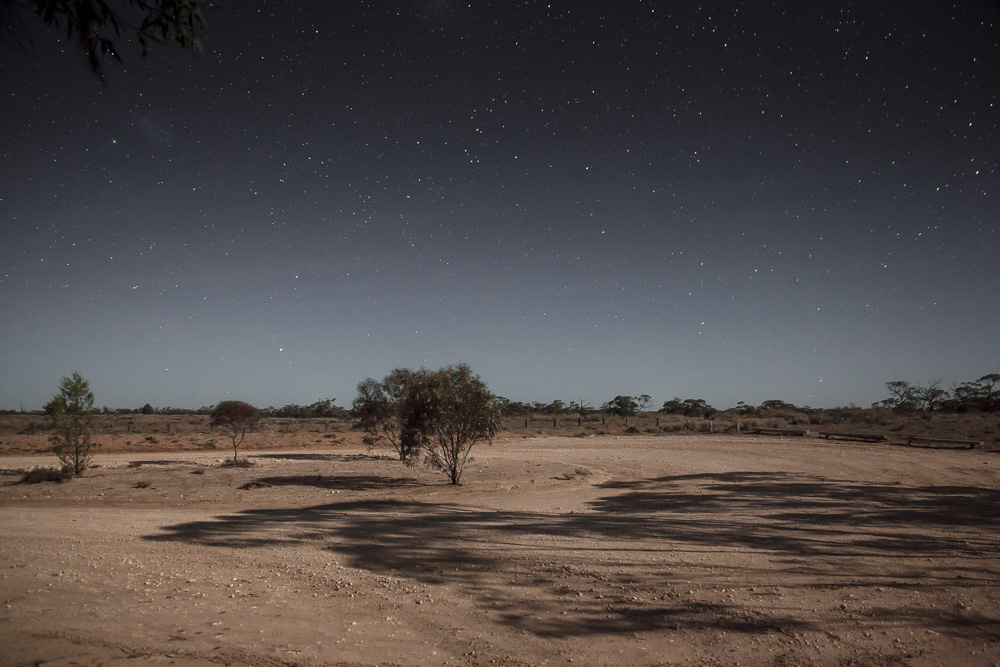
(44, 372, 95, 474)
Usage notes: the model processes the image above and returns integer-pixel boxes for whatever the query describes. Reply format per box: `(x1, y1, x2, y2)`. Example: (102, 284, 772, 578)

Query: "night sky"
(2, 1, 998, 412)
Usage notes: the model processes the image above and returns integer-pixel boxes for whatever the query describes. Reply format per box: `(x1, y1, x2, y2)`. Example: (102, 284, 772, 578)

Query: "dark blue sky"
(2, 1, 998, 411)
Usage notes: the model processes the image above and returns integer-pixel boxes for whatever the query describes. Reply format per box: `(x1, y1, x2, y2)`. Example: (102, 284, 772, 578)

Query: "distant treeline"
(0, 399, 350, 419)
(874, 375, 1000, 414)
(5, 373, 996, 418)
(477, 373, 1000, 418)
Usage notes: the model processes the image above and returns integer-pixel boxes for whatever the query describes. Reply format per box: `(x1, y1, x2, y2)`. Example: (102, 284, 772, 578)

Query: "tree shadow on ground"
(584, 472, 1000, 556)
(145, 471, 1000, 639)
(247, 474, 419, 491)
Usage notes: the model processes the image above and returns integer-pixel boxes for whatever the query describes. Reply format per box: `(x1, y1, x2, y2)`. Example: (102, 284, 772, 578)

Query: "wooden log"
(905, 436, 983, 449)
(754, 428, 806, 437)
(818, 431, 887, 442)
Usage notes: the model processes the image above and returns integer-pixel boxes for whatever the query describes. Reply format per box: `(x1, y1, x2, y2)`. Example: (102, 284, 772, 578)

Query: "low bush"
(219, 458, 256, 468)
(21, 466, 73, 483)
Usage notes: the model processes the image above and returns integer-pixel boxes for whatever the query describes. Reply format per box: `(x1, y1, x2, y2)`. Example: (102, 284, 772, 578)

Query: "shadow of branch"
(145, 471, 1000, 639)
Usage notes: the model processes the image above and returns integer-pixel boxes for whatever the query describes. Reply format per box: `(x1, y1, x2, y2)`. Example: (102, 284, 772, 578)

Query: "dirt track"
(1, 435, 999, 666)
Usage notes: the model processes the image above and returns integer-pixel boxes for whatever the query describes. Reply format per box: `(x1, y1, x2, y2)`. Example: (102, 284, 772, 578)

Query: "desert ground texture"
(1, 432, 999, 666)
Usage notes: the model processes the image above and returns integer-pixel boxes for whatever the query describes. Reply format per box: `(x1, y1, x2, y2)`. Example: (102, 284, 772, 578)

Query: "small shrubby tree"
(879, 381, 919, 413)
(353, 364, 501, 484)
(353, 368, 433, 461)
(914, 380, 948, 413)
(44, 371, 95, 475)
(946, 374, 1000, 413)
(879, 380, 953, 414)
(605, 395, 639, 417)
(421, 364, 501, 485)
(210, 401, 261, 462)
(661, 397, 716, 418)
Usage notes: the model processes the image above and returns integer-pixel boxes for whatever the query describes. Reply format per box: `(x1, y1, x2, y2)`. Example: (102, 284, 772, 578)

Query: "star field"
(1, 1, 998, 411)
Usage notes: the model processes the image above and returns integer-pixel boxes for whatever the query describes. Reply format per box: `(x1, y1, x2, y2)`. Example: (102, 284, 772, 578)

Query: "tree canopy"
(44, 371, 95, 474)
(210, 400, 261, 462)
(353, 368, 433, 462)
(6, 0, 208, 76)
(604, 395, 639, 417)
(353, 364, 501, 484)
(420, 364, 501, 485)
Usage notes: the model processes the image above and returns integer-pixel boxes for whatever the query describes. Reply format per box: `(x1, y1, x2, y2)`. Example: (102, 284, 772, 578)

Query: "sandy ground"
(1, 434, 998, 666)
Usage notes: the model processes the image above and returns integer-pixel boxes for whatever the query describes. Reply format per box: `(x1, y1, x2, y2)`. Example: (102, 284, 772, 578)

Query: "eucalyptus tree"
(210, 401, 261, 463)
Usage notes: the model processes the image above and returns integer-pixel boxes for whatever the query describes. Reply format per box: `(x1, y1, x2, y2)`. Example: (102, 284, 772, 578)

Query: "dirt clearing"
(1, 435, 998, 666)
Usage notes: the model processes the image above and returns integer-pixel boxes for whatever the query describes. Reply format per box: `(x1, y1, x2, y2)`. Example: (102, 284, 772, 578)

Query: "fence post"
(710, 421, 713, 433)
(553, 417, 557, 428)
(656, 417, 660, 427)
(524, 418, 528, 428)
(166, 422, 171, 434)
(127, 422, 134, 434)
(578, 417, 582, 426)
